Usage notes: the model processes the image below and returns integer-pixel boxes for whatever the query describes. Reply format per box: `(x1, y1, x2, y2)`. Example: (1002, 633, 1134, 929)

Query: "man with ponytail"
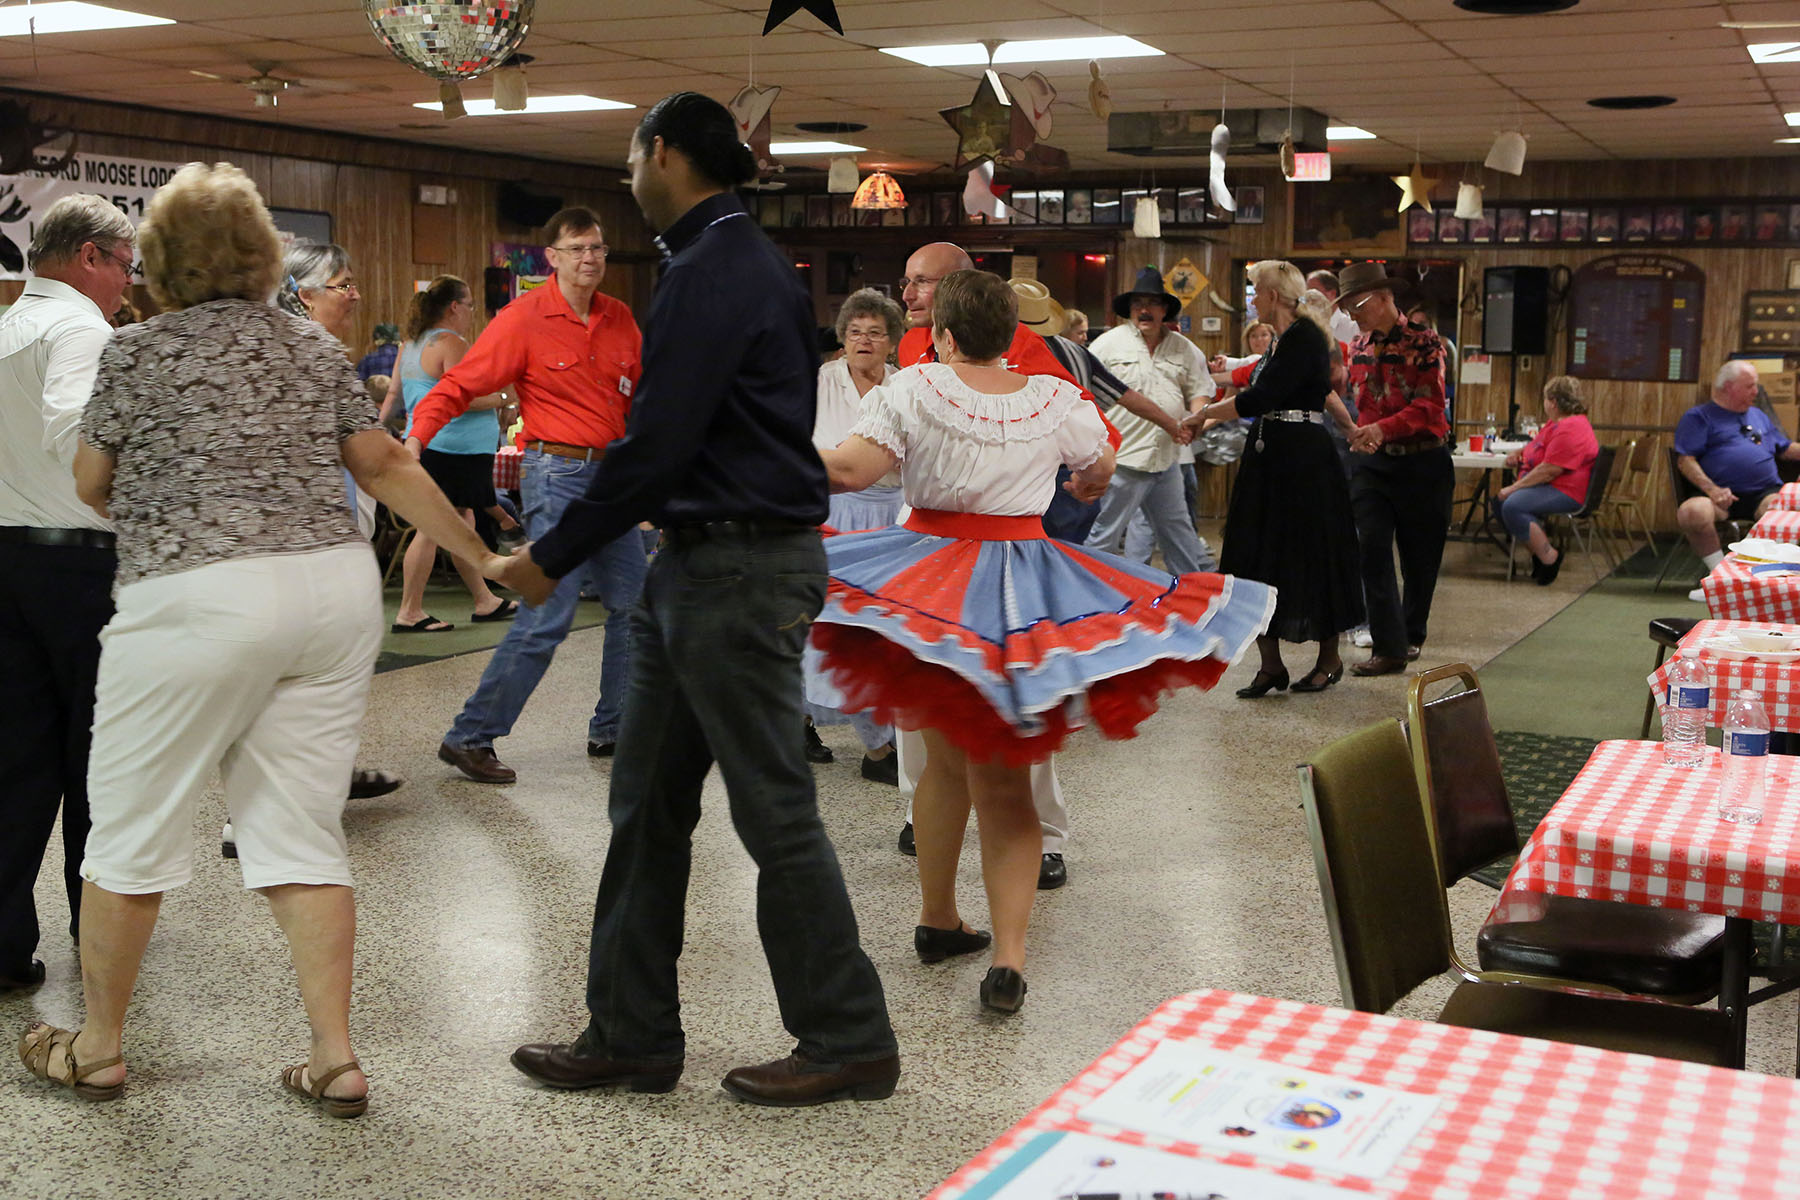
(409, 207, 645, 784)
(503, 91, 899, 1108)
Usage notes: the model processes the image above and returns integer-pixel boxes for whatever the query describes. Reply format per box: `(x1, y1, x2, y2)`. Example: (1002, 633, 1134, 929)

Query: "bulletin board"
(1568, 254, 1704, 383)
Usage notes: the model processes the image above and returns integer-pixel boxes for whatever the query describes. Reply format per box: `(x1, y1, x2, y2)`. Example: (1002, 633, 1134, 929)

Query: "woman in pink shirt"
(1497, 375, 1599, 585)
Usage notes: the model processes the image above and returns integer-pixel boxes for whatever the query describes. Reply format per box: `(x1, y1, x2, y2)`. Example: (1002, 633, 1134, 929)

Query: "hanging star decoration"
(1393, 159, 1438, 214)
(763, 0, 842, 35)
(729, 83, 783, 181)
(941, 74, 1012, 171)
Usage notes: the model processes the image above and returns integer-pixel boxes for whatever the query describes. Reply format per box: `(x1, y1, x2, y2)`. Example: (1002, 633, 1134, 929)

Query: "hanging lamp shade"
(826, 156, 860, 193)
(1455, 182, 1485, 220)
(1132, 195, 1162, 239)
(851, 170, 905, 210)
(1484, 129, 1528, 175)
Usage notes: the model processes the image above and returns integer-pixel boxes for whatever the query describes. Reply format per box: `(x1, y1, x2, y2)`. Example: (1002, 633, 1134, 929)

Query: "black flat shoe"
(803, 722, 834, 764)
(1289, 666, 1343, 693)
(979, 967, 1028, 1013)
(915, 923, 993, 963)
(1535, 553, 1562, 586)
(1235, 668, 1289, 699)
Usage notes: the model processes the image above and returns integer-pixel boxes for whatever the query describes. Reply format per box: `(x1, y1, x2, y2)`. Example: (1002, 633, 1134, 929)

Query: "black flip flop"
(471, 599, 520, 622)
(392, 615, 454, 633)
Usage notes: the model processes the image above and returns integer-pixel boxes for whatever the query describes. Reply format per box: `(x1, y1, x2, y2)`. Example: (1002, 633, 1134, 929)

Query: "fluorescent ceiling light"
(413, 94, 634, 115)
(769, 140, 866, 154)
(0, 2, 172, 36)
(1778, 137, 1800, 144)
(1749, 43, 1800, 64)
(879, 36, 1162, 67)
(1786, 111, 1800, 126)
(1327, 126, 1376, 140)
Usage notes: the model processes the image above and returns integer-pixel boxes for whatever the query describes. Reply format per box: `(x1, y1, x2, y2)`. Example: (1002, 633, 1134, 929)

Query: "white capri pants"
(82, 544, 384, 894)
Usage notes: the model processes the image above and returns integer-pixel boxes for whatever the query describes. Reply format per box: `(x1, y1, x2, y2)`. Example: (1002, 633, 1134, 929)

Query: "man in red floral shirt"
(1338, 263, 1451, 677)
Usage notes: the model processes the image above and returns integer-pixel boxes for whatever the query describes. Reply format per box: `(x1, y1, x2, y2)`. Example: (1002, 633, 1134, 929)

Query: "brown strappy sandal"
(18, 1023, 125, 1101)
(280, 1060, 368, 1119)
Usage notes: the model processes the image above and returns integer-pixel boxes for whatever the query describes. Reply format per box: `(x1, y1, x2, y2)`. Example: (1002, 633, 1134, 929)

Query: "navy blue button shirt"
(530, 192, 828, 578)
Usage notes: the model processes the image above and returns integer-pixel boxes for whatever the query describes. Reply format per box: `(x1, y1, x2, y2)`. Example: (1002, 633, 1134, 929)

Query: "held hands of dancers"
(494, 543, 555, 606)
(1348, 422, 1386, 454)
(1064, 443, 1116, 502)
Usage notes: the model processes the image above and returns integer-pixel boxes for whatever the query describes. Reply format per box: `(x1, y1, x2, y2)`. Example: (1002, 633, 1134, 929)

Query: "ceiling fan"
(188, 62, 388, 108)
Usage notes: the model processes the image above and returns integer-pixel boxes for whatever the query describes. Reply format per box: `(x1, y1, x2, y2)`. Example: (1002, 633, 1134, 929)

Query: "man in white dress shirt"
(1309, 269, 1361, 349)
(0, 195, 133, 991)
(1084, 266, 1217, 573)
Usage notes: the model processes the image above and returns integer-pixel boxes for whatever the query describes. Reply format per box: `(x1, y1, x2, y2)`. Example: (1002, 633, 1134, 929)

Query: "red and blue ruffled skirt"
(812, 508, 1277, 765)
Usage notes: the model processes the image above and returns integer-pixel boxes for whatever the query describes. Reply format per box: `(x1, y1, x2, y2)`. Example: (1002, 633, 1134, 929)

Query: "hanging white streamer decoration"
(1209, 123, 1235, 212)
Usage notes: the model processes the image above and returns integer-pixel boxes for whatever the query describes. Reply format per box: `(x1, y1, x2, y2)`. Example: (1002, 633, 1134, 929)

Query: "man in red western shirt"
(409, 207, 645, 783)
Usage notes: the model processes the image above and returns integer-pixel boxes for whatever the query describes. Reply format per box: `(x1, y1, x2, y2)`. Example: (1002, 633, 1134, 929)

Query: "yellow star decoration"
(1392, 160, 1438, 214)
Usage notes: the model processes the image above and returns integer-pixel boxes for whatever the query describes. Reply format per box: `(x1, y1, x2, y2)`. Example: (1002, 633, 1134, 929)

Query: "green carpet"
(374, 584, 608, 673)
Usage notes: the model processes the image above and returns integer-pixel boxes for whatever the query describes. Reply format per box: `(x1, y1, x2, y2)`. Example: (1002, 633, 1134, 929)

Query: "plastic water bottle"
(1483, 412, 1498, 451)
(1662, 647, 1709, 768)
(1719, 690, 1770, 825)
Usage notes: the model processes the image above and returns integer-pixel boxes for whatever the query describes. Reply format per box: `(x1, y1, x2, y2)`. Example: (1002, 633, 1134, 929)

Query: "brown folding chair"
(1299, 719, 1729, 1064)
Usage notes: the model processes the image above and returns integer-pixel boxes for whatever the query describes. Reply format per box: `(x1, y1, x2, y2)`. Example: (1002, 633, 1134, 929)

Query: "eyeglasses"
(552, 243, 610, 260)
(100, 246, 134, 275)
(843, 329, 890, 343)
(320, 281, 359, 295)
(1741, 423, 1764, 445)
(897, 275, 942, 293)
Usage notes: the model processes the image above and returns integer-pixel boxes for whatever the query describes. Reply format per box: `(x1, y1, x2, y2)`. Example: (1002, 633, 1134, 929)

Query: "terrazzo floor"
(4, 540, 1794, 1198)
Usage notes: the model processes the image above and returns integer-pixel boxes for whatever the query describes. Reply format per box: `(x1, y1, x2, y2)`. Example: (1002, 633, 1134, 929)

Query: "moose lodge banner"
(0, 153, 184, 280)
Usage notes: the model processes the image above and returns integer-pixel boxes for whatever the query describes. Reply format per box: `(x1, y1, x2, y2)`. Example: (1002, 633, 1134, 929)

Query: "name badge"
(619, 375, 633, 397)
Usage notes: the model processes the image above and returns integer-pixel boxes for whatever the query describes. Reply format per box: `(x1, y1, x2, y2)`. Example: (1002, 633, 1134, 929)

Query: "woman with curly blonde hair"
(18, 162, 513, 1118)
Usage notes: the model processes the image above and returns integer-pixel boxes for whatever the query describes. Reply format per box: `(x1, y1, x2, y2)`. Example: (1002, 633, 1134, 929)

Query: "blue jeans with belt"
(1496, 484, 1580, 543)
(445, 448, 648, 750)
(580, 527, 896, 1064)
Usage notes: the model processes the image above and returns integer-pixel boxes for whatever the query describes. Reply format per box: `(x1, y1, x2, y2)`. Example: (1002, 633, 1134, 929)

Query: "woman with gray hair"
(18, 162, 513, 1117)
(280, 242, 359, 343)
(803, 287, 906, 777)
(1195, 259, 1363, 696)
(1497, 375, 1599, 585)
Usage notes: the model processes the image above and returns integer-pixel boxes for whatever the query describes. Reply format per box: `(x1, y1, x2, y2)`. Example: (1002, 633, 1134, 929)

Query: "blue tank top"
(401, 327, 499, 455)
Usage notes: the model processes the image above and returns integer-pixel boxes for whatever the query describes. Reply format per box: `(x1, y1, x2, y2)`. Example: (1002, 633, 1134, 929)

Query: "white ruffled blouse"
(814, 357, 899, 488)
(850, 363, 1108, 517)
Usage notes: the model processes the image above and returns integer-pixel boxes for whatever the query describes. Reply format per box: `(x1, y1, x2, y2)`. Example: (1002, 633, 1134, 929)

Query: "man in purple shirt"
(1675, 360, 1800, 599)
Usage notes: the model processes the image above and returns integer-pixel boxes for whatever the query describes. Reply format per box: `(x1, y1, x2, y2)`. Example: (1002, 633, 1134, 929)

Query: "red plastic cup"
(1467, 434, 1482, 452)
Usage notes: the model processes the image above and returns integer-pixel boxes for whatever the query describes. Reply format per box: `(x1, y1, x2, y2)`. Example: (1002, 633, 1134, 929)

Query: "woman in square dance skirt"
(816, 271, 1274, 1014)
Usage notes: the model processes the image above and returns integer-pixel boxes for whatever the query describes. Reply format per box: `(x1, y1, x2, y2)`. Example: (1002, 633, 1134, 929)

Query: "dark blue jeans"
(582, 528, 896, 1064)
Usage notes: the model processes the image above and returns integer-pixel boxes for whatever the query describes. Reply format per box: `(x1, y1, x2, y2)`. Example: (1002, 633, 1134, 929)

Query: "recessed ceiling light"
(1327, 126, 1376, 140)
(879, 36, 1162, 67)
(413, 95, 634, 116)
(794, 121, 868, 134)
(1586, 95, 1677, 109)
(0, 2, 172, 36)
(1749, 43, 1800, 64)
(769, 140, 866, 154)
(1453, 0, 1578, 12)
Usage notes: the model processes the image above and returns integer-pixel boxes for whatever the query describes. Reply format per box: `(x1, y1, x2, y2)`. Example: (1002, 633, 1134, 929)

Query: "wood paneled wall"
(0, 88, 649, 355)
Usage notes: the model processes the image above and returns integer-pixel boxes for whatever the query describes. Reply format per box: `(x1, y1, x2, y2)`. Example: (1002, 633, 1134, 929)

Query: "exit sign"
(1289, 152, 1332, 182)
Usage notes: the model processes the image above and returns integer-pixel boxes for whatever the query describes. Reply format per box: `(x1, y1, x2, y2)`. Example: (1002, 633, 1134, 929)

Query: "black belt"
(0, 525, 116, 549)
(1380, 438, 1449, 457)
(661, 519, 817, 545)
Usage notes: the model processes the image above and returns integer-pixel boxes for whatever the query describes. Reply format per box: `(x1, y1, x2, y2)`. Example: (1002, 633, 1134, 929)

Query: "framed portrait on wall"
(1290, 174, 1403, 252)
(1468, 207, 1496, 243)
(1177, 187, 1207, 223)
(1038, 189, 1065, 223)
(1755, 204, 1786, 241)
(1407, 208, 1436, 243)
(1093, 188, 1121, 223)
(1719, 205, 1749, 240)
(906, 192, 929, 226)
(1559, 208, 1590, 242)
(1066, 188, 1093, 223)
(1234, 186, 1265, 224)
(1591, 207, 1620, 242)
(932, 191, 957, 226)
(783, 194, 805, 227)
(831, 195, 853, 227)
(1498, 207, 1526, 243)
(1437, 211, 1466, 243)
(1621, 206, 1652, 241)
(1528, 208, 1556, 243)
(1690, 207, 1717, 241)
(1654, 205, 1686, 241)
(805, 195, 831, 227)
(1010, 190, 1038, 225)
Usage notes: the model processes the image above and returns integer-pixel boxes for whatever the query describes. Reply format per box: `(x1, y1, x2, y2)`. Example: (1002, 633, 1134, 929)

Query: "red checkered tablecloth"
(1767, 482, 1800, 513)
(1703, 555, 1800, 624)
(1646, 618, 1800, 730)
(1750, 509, 1800, 544)
(493, 446, 522, 491)
(930, 989, 1800, 1199)
(1492, 739, 1800, 928)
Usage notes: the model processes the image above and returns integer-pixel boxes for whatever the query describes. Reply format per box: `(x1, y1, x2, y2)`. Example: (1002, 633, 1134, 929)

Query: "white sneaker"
(1351, 627, 1373, 648)
(1687, 587, 1706, 603)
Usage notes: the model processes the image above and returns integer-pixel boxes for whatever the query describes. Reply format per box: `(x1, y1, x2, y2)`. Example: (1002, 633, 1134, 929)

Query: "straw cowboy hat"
(1333, 262, 1411, 309)
(1009, 278, 1067, 336)
(1112, 265, 1182, 320)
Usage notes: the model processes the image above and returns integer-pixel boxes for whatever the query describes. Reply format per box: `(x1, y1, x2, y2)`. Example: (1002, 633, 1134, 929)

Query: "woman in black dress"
(1196, 259, 1363, 696)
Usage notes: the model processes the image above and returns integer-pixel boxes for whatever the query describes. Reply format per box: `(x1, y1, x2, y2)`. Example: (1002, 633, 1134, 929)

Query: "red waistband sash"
(904, 508, 1047, 541)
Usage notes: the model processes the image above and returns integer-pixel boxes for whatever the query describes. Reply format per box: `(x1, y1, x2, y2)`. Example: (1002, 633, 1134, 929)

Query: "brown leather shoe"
(510, 1041, 681, 1092)
(721, 1051, 899, 1107)
(1405, 644, 1422, 661)
(1350, 654, 1408, 677)
(437, 741, 516, 784)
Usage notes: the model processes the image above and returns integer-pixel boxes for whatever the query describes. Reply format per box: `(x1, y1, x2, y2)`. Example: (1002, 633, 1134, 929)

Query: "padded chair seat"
(1477, 896, 1726, 1000)
(1649, 617, 1701, 648)
(1439, 979, 1730, 1065)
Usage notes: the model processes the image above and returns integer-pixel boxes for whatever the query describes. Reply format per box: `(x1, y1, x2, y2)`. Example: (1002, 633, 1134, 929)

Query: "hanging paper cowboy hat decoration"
(1332, 262, 1412, 309)
(1113, 265, 1183, 320)
(1009, 278, 1067, 336)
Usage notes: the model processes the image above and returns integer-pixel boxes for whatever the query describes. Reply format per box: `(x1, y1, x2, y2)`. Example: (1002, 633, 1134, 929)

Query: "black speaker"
(1483, 266, 1550, 355)
(497, 182, 564, 231)
(484, 266, 512, 315)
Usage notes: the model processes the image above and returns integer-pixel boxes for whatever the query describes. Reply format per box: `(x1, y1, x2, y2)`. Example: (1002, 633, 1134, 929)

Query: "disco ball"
(363, 2, 535, 83)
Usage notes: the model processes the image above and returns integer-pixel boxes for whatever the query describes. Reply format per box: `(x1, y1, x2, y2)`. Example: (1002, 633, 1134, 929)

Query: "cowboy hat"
(1112, 265, 1182, 320)
(1333, 261, 1410, 309)
(1009, 278, 1067, 336)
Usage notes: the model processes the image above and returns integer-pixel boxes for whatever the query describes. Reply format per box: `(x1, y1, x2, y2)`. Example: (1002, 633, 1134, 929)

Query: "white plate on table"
(1700, 635, 1800, 661)
(1728, 538, 1800, 564)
